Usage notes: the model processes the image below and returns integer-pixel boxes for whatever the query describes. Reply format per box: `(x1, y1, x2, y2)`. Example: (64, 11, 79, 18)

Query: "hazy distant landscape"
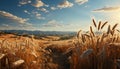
(0, 30, 76, 36)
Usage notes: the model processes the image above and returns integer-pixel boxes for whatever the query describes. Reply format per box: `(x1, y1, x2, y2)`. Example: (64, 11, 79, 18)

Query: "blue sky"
(0, 0, 120, 31)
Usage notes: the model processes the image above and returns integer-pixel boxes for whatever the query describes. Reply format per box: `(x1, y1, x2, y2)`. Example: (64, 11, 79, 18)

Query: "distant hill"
(0, 30, 76, 36)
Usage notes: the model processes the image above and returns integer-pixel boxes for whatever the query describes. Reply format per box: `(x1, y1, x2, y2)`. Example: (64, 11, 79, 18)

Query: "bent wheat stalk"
(112, 23, 118, 30)
(101, 21, 108, 29)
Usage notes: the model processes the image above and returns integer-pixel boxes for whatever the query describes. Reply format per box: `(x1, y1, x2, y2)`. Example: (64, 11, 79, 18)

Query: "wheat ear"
(101, 21, 108, 29)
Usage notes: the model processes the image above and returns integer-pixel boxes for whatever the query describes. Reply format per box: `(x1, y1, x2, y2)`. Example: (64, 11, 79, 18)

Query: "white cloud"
(0, 23, 35, 30)
(24, 10, 45, 19)
(75, 0, 88, 5)
(36, 17, 45, 20)
(43, 20, 63, 27)
(19, 0, 31, 5)
(32, 11, 45, 19)
(39, 8, 49, 13)
(2, 24, 9, 27)
(93, 6, 120, 12)
(32, 0, 44, 8)
(24, 10, 30, 14)
(58, 1, 73, 9)
(36, 13, 41, 17)
(0, 11, 37, 30)
(25, 23, 33, 26)
(0, 11, 28, 24)
(51, 7, 57, 10)
(45, 5, 49, 7)
(0, 24, 12, 30)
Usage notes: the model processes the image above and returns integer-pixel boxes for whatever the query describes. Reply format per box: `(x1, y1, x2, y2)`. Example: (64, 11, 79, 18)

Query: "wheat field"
(67, 19, 120, 69)
(0, 19, 120, 69)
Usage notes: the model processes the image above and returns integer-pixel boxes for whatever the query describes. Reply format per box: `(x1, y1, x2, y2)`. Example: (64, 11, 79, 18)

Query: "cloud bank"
(43, 20, 63, 27)
(32, 0, 45, 7)
(93, 6, 120, 12)
(0, 11, 28, 24)
(75, 0, 88, 5)
(58, 1, 74, 9)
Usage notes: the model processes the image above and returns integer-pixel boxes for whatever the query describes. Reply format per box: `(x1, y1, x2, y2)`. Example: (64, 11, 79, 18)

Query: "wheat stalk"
(84, 34, 90, 38)
(100, 33, 105, 43)
(112, 37, 116, 42)
(101, 21, 108, 29)
(117, 29, 120, 33)
(77, 30, 82, 39)
(110, 30, 115, 36)
(92, 19, 97, 28)
(112, 23, 118, 30)
(81, 34, 85, 43)
(107, 25, 111, 34)
(96, 37, 100, 48)
(90, 26, 95, 37)
(116, 36, 119, 42)
(98, 21, 101, 30)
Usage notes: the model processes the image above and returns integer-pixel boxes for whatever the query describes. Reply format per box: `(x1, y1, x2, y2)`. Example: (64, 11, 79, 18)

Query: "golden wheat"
(92, 19, 97, 28)
(70, 19, 120, 69)
(77, 30, 82, 39)
(112, 23, 118, 30)
(90, 26, 95, 37)
(101, 21, 108, 29)
(107, 25, 111, 34)
(98, 21, 101, 30)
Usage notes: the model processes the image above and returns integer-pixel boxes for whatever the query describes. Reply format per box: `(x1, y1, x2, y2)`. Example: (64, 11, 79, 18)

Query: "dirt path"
(41, 40, 73, 69)
(45, 45, 70, 69)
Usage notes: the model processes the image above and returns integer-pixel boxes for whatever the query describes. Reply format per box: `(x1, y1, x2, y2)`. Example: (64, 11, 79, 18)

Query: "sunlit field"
(1, 0, 120, 69)
(0, 19, 120, 69)
(0, 30, 73, 69)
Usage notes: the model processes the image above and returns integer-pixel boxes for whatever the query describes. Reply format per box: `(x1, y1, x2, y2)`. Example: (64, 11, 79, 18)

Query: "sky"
(0, 0, 120, 31)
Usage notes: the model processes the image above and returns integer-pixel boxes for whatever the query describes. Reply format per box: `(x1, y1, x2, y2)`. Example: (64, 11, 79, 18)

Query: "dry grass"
(0, 19, 120, 69)
(0, 35, 51, 69)
(66, 19, 120, 69)
(0, 34, 72, 69)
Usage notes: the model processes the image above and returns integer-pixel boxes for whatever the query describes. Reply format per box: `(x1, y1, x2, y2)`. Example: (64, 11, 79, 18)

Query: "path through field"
(38, 39, 73, 69)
